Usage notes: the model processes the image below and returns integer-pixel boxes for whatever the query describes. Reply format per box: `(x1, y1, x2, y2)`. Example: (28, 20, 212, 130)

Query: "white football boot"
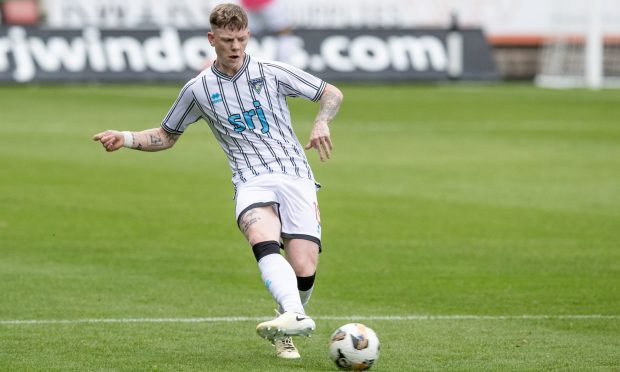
(273, 336, 301, 359)
(256, 311, 316, 341)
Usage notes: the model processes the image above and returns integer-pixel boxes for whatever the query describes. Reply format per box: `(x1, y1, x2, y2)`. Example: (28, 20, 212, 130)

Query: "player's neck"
(214, 54, 246, 77)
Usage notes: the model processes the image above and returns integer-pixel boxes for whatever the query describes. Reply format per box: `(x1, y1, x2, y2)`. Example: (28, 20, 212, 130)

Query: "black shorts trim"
(237, 201, 279, 227)
(281, 233, 322, 253)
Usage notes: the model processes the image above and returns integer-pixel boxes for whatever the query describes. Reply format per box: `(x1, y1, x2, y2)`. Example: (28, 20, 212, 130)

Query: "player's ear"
(207, 31, 215, 46)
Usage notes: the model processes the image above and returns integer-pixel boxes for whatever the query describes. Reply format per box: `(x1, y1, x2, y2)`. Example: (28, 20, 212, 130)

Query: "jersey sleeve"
(161, 78, 203, 135)
(267, 62, 326, 102)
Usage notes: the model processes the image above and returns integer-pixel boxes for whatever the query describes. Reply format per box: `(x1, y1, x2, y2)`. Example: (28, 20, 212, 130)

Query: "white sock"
(258, 254, 305, 314)
(278, 285, 314, 315)
(299, 286, 314, 307)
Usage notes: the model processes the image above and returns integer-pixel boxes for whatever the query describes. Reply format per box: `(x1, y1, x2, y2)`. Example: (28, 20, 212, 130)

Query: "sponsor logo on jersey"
(211, 92, 223, 104)
(227, 100, 270, 134)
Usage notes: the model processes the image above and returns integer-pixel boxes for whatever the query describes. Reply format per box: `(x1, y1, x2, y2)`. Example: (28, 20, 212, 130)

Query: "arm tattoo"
(162, 130, 178, 146)
(133, 128, 179, 151)
(149, 134, 164, 146)
(315, 89, 342, 124)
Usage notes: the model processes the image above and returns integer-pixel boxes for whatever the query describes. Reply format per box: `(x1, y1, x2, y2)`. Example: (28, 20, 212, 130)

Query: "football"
(329, 323, 380, 370)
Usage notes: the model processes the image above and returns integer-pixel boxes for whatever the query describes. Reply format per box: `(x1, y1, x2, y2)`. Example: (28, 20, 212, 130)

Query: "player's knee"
(291, 260, 317, 277)
(252, 240, 281, 262)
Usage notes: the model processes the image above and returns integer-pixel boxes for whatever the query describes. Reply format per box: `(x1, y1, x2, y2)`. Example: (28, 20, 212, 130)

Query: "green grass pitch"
(1, 83, 619, 371)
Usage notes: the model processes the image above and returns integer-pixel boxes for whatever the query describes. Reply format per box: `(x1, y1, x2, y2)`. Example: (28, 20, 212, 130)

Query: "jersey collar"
(211, 54, 251, 82)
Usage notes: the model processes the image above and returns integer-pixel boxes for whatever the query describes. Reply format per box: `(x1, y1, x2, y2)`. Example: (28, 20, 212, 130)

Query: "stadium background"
(2, 0, 620, 82)
(1, 0, 619, 371)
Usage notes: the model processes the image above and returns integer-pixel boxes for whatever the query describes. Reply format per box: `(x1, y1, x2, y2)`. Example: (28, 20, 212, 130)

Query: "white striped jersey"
(160, 54, 326, 186)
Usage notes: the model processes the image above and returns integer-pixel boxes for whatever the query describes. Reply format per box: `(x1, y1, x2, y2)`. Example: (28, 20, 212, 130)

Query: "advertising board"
(0, 27, 498, 83)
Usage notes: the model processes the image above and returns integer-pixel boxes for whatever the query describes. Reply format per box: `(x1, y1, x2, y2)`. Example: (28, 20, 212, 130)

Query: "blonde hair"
(209, 3, 248, 30)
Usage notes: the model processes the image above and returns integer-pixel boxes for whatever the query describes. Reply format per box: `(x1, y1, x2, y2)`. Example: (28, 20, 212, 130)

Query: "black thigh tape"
(252, 240, 281, 261)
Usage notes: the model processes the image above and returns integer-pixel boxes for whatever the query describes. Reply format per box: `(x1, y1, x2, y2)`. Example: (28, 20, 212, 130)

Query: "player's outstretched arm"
(93, 127, 180, 152)
(305, 83, 343, 162)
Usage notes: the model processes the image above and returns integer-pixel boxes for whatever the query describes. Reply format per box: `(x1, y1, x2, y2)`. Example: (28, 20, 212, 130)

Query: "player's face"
(208, 26, 250, 74)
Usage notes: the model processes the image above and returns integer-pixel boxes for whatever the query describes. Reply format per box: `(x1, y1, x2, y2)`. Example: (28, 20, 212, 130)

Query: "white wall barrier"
(39, 0, 620, 38)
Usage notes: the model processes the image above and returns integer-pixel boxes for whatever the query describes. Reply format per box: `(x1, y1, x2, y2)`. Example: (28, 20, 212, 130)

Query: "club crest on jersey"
(211, 92, 223, 104)
(250, 78, 264, 94)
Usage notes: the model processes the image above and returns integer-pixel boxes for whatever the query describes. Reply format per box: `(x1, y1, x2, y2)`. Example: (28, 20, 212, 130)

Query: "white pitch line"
(1, 314, 619, 325)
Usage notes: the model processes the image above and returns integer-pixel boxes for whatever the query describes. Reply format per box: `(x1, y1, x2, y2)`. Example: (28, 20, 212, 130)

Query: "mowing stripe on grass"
(1, 314, 618, 325)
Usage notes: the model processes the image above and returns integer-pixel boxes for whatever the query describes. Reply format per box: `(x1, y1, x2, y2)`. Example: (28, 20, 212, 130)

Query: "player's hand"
(92, 130, 124, 152)
(304, 121, 332, 162)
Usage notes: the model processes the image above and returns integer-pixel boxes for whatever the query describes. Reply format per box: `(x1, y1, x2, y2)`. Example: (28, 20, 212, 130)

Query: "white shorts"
(235, 174, 322, 247)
